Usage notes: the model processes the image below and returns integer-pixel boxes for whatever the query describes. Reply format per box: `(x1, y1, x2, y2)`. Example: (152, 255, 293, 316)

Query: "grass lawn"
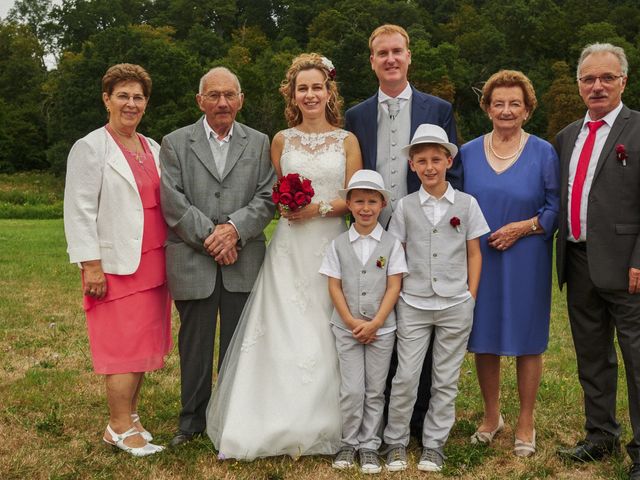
(0, 219, 634, 479)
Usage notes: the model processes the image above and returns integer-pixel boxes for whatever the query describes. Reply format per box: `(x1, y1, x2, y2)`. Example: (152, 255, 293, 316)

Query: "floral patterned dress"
(206, 128, 348, 459)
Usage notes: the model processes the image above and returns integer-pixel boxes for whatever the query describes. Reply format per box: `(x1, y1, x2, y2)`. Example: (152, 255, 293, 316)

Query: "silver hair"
(198, 67, 242, 94)
(577, 43, 628, 80)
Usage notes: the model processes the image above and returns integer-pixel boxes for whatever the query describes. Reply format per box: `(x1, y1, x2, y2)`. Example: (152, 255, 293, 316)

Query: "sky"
(0, 0, 14, 18)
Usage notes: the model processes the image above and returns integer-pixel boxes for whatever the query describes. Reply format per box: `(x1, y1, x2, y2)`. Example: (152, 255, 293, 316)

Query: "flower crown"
(321, 57, 336, 80)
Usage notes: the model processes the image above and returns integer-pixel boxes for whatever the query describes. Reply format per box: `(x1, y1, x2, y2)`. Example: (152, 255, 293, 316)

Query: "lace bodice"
(280, 128, 348, 203)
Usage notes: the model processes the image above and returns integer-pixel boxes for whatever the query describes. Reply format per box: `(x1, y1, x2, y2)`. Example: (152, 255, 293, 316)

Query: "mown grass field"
(0, 174, 634, 479)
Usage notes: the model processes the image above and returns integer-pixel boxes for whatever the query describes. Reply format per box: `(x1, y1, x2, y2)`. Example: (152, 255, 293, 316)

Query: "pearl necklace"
(488, 129, 526, 160)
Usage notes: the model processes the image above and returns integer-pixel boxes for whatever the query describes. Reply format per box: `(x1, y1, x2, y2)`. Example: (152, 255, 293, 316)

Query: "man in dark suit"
(160, 67, 276, 447)
(555, 43, 640, 480)
(344, 24, 460, 439)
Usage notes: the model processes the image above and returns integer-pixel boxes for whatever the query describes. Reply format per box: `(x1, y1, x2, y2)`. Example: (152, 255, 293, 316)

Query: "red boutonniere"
(450, 216, 461, 233)
(616, 144, 628, 166)
(376, 256, 386, 268)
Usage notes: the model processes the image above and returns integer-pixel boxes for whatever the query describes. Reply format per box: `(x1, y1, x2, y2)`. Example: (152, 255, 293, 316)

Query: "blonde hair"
(409, 143, 452, 159)
(480, 69, 537, 118)
(279, 53, 343, 127)
(102, 63, 152, 97)
(369, 24, 410, 52)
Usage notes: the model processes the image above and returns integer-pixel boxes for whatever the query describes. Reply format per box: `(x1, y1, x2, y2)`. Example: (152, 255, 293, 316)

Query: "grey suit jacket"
(555, 105, 640, 290)
(160, 118, 276, 300)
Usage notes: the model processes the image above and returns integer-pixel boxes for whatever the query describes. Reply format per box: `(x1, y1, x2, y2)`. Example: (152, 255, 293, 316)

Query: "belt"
(567, 241, 586, 251)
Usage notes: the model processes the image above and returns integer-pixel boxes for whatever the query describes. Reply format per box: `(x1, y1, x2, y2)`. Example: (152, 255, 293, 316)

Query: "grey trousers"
(384, 297, 474, 448)
(175, 269, 249, 434)
(332, 324, 395, 451)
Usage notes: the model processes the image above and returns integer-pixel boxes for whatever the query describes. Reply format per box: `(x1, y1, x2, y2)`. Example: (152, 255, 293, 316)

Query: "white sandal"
(131, 413, 153, 442)
(470, 414, 505, 445)
(103, 425, 164, 457)
(514, 429, 536, 457)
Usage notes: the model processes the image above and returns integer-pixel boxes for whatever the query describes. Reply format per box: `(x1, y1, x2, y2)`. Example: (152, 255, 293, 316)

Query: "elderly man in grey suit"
(160, 67, 276, 447)
(555, 43, 640, 480)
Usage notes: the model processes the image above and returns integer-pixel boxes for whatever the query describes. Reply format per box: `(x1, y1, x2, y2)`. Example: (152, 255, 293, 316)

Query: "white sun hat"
(400, 123, 458, 158)
(338, 169, 391, 202)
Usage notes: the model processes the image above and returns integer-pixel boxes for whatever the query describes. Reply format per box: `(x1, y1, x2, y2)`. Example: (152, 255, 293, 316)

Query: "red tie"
(570, 120, 605, 240)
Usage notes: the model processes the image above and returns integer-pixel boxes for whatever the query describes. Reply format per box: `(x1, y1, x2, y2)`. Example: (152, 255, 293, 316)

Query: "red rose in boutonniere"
(450, 216, 461, 233)
(616, 144, 628, 166)
(376, 256, 386, 269)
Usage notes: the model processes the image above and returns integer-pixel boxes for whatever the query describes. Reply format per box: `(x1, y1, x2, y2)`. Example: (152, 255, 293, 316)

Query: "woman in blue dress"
(461, 70, 559, 457)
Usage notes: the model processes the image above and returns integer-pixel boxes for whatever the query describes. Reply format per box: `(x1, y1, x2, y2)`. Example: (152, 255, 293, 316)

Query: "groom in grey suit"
(555, 44, 640, 479)
(160, 67, 276, 446)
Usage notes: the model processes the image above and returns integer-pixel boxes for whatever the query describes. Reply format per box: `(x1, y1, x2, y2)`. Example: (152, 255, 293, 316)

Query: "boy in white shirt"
(320, 170, 407, 474)
(383, 124, 489, 472)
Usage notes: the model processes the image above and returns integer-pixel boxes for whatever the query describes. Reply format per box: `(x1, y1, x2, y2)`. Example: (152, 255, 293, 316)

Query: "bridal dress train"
(206, 128, 349, 460)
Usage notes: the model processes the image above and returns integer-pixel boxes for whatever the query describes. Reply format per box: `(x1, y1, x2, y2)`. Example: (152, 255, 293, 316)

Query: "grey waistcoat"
(377, 101, 410, 226)
(402, 191, 472, 298)
(330, 230, 398, 330)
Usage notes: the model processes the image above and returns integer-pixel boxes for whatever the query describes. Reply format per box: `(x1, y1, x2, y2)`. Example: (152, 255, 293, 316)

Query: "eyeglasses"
(578, 74, 625, 86)
(112, 93, 147, 104)
(201, 91, 242, 103)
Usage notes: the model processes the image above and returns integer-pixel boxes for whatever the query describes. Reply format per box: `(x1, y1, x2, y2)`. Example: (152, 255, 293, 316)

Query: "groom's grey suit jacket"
(160, 117, 276, 300)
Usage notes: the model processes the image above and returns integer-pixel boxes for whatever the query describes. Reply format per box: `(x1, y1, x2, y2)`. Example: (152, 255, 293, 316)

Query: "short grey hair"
(577, 43, 628, 80)
(198, 67, 242, 94)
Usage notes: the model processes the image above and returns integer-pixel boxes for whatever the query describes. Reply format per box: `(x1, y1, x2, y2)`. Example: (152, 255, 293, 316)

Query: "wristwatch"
(530, 219, 538, 232)
(318, 201, 333, 217)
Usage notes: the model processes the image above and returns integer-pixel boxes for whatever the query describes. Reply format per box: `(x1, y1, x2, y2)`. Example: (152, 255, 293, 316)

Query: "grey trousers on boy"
(332, 325, 395, 451)
(384, 297, 474, 448)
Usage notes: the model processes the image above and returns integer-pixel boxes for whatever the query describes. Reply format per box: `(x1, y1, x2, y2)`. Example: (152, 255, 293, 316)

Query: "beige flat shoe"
(514, 429, 536, 457)
(471, 414, 505, 445)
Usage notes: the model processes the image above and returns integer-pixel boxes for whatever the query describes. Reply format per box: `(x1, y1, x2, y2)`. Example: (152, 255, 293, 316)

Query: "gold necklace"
(108, 125, 143, 163)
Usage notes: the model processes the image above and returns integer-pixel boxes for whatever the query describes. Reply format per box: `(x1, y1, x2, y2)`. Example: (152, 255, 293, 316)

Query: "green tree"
(46, 23, 201, 174)
(0, 21, 47, 172)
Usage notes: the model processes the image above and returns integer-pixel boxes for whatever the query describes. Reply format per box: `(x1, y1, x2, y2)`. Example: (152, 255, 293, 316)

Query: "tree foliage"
(1, 0, 639, 174)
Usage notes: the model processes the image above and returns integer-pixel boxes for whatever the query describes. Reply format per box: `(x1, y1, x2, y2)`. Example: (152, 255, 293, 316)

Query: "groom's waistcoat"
(330, 230, 397, 330)
(377, 101, 411, 212)
(402, 191, 471, 298)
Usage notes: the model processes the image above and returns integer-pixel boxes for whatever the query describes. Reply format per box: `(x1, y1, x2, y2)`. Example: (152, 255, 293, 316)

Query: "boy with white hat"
(320, 169, 408, 474)
(383, 124, 489, 472)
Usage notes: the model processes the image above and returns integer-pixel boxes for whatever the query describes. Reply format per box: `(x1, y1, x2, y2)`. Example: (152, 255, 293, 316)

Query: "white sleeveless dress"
(206, 128, 349, 460)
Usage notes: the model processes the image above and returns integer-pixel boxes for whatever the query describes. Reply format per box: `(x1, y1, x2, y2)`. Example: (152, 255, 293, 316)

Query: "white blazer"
(63, 126, 161, 274)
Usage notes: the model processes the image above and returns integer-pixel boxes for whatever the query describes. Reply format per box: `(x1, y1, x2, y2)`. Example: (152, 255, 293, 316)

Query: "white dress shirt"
(377, 83, 412, 119)
(567, 102, 623, 242)
(389, 183, 490, 310)
(320, 223, 408, 334)
(203, 117, 233, 174)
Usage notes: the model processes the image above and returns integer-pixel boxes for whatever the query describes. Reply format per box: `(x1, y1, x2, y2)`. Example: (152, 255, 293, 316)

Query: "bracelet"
(318, 201, 333, 217)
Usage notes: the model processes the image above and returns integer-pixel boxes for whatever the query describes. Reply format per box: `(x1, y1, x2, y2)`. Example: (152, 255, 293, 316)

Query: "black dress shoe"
(169, 431, 203, 447)
(557, 438, 620, 462)
(630, 463, 640, 480)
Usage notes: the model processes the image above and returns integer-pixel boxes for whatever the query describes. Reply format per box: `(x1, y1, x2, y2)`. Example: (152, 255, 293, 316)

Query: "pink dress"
(82, 128, 172, 374)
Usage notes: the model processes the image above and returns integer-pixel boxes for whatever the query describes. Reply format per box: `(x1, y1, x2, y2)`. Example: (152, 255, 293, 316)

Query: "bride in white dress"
(206, 53, 362, 460)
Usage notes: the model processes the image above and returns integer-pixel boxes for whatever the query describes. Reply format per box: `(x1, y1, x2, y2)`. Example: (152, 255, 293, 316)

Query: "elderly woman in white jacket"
(64, 64, 171, 457)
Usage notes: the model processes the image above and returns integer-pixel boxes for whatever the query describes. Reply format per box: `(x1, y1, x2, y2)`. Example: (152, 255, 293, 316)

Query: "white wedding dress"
(206, 128, 349, 460)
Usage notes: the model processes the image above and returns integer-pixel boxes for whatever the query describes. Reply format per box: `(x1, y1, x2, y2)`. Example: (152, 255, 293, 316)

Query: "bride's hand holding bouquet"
(273, 173, 327, 223)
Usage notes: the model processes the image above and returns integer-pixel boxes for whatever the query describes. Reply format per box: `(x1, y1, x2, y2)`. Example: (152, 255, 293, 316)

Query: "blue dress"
(462, 134, 560, 355)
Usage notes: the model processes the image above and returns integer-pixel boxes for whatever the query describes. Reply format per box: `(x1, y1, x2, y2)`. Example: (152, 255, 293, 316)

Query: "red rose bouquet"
(272, 173, 315, 212)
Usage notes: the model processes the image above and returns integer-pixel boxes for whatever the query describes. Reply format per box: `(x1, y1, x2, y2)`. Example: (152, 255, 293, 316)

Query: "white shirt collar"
(419, 182, 455, 204)
(203, 117, 234, 143)
(583, 102, 623, 129)
(377, 83, 412, 104)
(348, 222, 384, 242)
